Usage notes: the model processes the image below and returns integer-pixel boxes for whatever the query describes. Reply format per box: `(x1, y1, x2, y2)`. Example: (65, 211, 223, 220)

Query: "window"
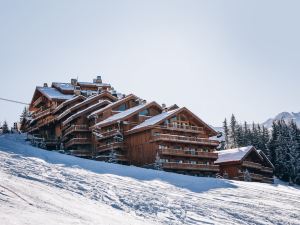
(118, 104, 126, 111)
(139, 109, 149, 116)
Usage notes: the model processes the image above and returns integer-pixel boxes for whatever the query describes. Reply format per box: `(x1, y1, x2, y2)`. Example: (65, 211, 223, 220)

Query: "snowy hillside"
(1, 134, 300, 225)
(263, 112, 300, 128)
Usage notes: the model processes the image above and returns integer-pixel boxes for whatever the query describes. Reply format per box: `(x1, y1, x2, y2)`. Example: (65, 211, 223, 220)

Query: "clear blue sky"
(0, 0, 300, 127)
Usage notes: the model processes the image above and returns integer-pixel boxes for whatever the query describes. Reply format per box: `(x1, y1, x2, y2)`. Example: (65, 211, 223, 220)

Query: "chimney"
(43, 83, 48, 87)
(93, 76, 102, 84)
(71, 78, 77, 86)
(162, 103, 166, 108)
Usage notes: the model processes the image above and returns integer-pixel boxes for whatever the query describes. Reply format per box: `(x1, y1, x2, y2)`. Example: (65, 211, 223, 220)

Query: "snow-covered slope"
(263, 112, 300, 128)
(1, 134, 300, 225)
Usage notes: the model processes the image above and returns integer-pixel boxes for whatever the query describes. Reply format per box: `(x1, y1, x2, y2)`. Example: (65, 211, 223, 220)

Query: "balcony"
(95, 129, 122, 140)
(242, 161, 262, 170)
(151, 134, 219, 146)
(261, 166, 273, 174)
(238, 172, 263, 181)
(63, 125, 89, 137)
(158, 123, 204, 134)
(33, 96, 44, 107)
(69, 149, 92, 157)
(32, 108, 51, 119)
(162, 162, 219, 172)
(65, 138, 91, 149)
(262, 177, 274, 184)
(96, 142, 124, 153)
(160, 148, 218, 159)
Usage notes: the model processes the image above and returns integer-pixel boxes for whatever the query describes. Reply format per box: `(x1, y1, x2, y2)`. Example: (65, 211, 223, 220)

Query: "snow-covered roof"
(130, 108, 182, 131)
(53, 95, 86, 114)
(257, 150, 275, 169)
(215, 146, 254, 164)
(62, 100, 111, 126)
(77, 82, 111, 87)
(57, 94, 105, 121)
(87, 94, 138, 119)
(94, 102, 154, 127)
(37, 87, 74, 101)
(52, 82, 74, 91)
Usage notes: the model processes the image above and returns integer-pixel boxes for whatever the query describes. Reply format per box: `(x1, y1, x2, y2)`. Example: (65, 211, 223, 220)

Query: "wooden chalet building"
(25, 76, 221, 177)
(125, 107, 220, 176)
(215, 146, 274, 183)
(91, 101, 163, 164)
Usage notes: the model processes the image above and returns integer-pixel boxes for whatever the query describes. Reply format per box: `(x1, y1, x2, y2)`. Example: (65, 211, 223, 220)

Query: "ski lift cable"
(0, 97, 30, 105)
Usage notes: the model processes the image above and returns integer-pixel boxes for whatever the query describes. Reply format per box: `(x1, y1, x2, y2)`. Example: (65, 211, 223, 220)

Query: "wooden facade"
(125, 107, 220, 176)
(215, 146, 274, 183)
(25, 77, 221, 177)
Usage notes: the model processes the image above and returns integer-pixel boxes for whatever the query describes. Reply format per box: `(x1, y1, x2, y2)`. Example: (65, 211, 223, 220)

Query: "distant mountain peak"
(262, 111, 300, 128)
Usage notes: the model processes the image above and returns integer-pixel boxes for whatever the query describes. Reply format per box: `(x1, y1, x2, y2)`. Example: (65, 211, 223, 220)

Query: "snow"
(37, 87, 74, 101)
(94, 102, 152, 127)
(130, 108, 182, 131)
(52, 82, 74, 91)
(1, 134, 300, 225)
(262, 112, 300, 128)
(62, 100, 111, 126)
(88, 94, 137, 119)
(53, 95, 86, 113)
(77, 81, 111, 87)
(57, 94, 103, 120)
(215, 146, 255, 164)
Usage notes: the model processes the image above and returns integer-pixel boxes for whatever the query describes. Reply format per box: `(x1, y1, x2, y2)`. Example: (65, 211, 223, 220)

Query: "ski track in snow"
(0, 134, 300, 225)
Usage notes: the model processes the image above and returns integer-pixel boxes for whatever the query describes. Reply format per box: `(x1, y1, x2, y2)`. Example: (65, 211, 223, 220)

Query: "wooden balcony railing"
(69, 149, 92, 157)
(96, 142, 124, 153)
(32, 108, 51, 119)
(162, 162, 219, 172)
(33, 96, 44, 107)
(160, 148, 218, 159)
(261, 177, 274, 184)
(261, 166, 274, 174)
(152, 134, 219, 146)
(63, 125, 89, 137)
(158, 123, 204, 134)
(242, 161, 262, 170)
(65, 138, 91, 149)
(238, 172, 263, 181)
(96, 129, 122, 140)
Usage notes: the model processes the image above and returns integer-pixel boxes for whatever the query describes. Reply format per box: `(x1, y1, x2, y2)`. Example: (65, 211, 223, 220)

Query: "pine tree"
(223, 118, 229, 149)
(229, 114, 238, 148)
(20, 106, 29, 132)
(2, 121, 9, 134)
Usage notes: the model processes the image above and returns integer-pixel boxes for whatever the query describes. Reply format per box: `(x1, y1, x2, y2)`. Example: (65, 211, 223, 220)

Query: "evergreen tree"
(223, 118, 229, 149)
(20, 106, 29, 132)
(229, 114, 238, 148)
(2, 121, 9, 134)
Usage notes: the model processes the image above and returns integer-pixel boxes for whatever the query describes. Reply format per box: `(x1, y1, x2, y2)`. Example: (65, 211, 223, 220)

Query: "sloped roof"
(127, 107, 217, 136)
(37, 87, 74, 101)
(52, 82, 74, 91)
(94, 102, 161, 128)
(62, 100, 111, 126)
(53, 95, 86, 114)
(215, 146, 258, 164)
(129, 108, 182, 131)
(87, 94, 138, 119)
(257, 150, 275, 169)
(57, 93, 109, 121)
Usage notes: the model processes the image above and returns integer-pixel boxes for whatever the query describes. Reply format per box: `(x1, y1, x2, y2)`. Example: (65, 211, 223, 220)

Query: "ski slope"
(0, 134, 299, 225)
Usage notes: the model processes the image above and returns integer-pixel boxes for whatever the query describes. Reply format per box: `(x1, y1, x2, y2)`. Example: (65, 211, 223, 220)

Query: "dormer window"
(139, 109, 149, 116)
(118, 104, 126, 111)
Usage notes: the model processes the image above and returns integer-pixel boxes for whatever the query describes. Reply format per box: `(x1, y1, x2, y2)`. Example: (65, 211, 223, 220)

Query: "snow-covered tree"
(223, 118, 229, 149)
(2, 121, 9, 134)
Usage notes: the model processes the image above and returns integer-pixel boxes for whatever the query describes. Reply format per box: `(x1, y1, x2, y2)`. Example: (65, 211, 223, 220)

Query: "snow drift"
(0, 134, 299, 225)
